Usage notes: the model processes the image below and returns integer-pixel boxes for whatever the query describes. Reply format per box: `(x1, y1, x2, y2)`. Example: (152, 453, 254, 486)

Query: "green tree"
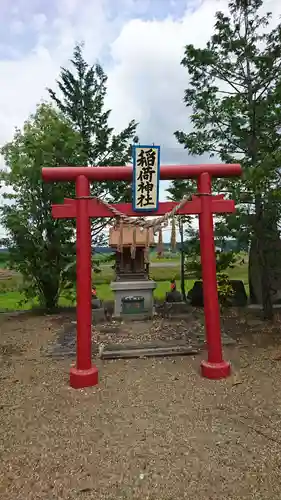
(48, 43, 138, 243)
(169, 0, 281, 319)
(184, 231, 240, 280)
(0, 104, 84, 309)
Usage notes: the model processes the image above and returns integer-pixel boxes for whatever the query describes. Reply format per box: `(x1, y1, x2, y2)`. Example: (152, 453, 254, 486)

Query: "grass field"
(94, 254, 182, 265)
(0, 281, 180, 310)
(0, 255, 249, 311)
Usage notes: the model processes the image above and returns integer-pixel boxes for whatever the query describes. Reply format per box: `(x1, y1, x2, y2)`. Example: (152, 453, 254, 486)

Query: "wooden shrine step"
(98, 341, 199, 360)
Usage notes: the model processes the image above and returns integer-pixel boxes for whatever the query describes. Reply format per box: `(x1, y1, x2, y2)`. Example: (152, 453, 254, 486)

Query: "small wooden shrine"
(109, 225, 155, 281)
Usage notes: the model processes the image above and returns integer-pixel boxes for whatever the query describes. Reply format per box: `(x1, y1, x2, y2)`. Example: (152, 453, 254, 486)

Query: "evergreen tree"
(48, 44, 138, 238)
(169, 0, 281, 318)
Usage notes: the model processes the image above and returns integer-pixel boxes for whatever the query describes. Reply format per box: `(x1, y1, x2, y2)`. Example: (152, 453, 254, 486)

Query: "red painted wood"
(69, 175, 98, 388)
(42, 161, 241, 387)
(42, 163, 242, 182)
(52, 197, 235, 219)
(197, 172, 231, 378)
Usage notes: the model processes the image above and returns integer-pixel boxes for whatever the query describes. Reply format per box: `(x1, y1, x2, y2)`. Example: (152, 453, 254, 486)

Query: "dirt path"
(1, 313, 281, 499)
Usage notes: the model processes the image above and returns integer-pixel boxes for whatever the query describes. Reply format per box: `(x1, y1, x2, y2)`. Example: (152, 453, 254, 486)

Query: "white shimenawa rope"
(99, 194, 190, 231)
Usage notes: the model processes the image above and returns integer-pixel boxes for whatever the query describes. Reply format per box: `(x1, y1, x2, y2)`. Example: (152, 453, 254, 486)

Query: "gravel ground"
(1, 312, 281, 499)
(47, 309, 235, 359)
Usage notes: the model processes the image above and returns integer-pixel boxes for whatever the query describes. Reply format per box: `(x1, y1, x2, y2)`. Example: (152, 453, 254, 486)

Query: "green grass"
(0, 291, 74, 311)
(0, 265, 181, 293)
(95, 265, 182, 284)
(94, 263, 249, 300)
(150, 254, 180, 263)
(0, 291, 25, 309)
(94, 252, 181, 264)
(0, 281, 185, 310)
(0, 256, 249, 311)
(0, 274, 248, 312)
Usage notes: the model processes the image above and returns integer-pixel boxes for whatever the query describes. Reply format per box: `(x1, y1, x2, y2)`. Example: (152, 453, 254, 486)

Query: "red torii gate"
(42, 163, 242, 389)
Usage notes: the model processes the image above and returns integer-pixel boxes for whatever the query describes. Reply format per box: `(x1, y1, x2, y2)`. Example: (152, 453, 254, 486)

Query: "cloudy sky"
(0, 0, 280, 242)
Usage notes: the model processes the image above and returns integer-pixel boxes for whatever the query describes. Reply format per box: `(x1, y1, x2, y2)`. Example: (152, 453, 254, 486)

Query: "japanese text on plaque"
(133, 146, 160, 211)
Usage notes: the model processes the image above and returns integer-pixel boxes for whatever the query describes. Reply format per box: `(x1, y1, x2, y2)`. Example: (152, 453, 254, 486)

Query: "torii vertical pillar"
(198, 172, 230, 378)
(70, 175, 98, 389)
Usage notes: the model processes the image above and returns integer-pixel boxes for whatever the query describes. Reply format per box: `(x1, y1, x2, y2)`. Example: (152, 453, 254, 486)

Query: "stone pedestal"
(110, 280, 157, 318)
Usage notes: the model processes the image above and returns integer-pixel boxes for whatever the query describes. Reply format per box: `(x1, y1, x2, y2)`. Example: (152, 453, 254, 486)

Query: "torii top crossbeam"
(42, 163, 242, 182)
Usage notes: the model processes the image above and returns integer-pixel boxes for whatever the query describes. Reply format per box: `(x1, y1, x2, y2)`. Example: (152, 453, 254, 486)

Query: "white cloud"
(106, 3, 221, 147)
(10, 19, 25, 35)
(0, 0, 281, 242)
(31, 13, 47, 31)
(0, 0, 229, 148)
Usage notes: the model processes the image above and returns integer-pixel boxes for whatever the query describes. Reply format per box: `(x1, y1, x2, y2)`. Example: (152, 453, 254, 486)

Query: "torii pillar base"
(200, 360, 231, 380)
(70, 366, 99, 389)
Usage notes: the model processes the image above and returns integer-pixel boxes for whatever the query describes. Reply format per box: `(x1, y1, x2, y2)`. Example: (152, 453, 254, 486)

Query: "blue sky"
(0, 0, 280, 241)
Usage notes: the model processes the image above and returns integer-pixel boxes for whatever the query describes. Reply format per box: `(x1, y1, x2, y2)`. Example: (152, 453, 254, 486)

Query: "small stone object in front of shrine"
(121, 296, 145, 316)
(165, 280, 183, 303)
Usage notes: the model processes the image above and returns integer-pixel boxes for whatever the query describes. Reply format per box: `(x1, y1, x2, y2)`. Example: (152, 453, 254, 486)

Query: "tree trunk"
(179, 218, 186, 301)
(243, 12, 274, 321)
(254, 196, 274, 320)
(259, 247, 274, 321)
(41, 281, 60, 311)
